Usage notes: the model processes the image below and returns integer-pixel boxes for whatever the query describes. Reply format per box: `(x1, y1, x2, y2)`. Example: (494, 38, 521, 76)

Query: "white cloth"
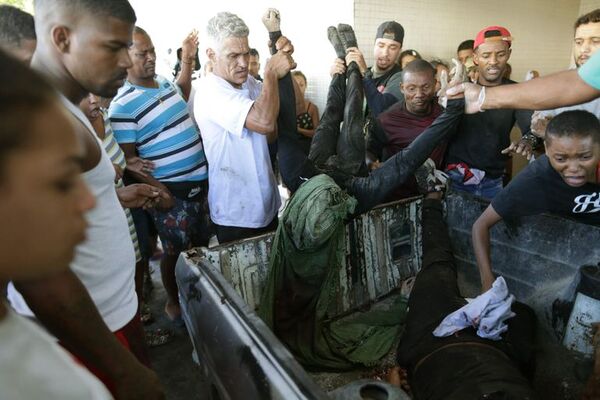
(194, 74, 280, 228)
(7, 95, 138, 331)
(0, 308, 113, 399)
(433, 277, 516, 341)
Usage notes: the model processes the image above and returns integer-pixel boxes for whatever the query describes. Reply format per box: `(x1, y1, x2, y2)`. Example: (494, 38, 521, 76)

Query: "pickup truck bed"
(176, 192, 600, 399)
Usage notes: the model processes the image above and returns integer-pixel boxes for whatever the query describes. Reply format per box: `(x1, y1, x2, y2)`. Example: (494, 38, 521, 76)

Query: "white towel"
(433, 277, 516, 341)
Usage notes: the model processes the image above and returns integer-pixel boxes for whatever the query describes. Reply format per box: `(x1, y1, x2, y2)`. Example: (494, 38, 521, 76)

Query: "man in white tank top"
(6, 1, 165, 398)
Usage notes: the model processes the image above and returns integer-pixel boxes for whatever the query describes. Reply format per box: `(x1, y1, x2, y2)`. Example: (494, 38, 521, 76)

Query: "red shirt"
(377, 101, 447, 199)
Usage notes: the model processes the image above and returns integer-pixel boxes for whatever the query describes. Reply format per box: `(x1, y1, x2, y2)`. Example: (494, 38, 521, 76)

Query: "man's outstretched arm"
(472, 204, 503, 292)
(483, 69, 599, 111)
(450, 69, 600, 113)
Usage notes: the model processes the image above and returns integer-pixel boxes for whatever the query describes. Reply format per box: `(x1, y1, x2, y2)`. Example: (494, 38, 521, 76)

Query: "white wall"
(128, 0, 353, 113)
(354, 0, 582, 82)
(580, 0, 600, 14)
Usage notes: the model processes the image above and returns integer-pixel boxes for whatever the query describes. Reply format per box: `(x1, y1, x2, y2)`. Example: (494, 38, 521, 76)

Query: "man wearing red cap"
(445, 26, 539, 200)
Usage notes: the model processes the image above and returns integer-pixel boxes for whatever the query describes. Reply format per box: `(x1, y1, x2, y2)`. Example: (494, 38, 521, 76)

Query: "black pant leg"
(396, 199, 467, 366)
(276, 73, 319, 192)
(347, 98, 464, 213)
(335, 63, 366, 175)
(215, 218, 278, 244)
(308, 73, 346, 166)
(403, 199, 465, 332)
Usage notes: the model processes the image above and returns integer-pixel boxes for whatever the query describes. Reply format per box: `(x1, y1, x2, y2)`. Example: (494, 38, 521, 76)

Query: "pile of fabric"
(258, 174, 408, 369)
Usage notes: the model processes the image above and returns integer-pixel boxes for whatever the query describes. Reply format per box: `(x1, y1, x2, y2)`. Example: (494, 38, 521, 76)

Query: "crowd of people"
(0, 0, 599, 399)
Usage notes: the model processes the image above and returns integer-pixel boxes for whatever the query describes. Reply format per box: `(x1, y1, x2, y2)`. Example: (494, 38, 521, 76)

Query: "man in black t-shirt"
(445, 25, 539, 200)
(472, 110, 600, 292)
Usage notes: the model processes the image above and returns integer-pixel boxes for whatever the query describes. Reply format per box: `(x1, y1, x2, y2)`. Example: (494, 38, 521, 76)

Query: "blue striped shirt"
(109, 75, 208, 182)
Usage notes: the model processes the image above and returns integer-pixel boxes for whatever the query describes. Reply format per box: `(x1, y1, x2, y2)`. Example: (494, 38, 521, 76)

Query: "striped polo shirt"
(108, 75, 208, 183)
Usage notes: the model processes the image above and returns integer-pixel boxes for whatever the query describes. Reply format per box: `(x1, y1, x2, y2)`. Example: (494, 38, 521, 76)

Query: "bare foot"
(386, 366, 411, 394)
(386, 366, 402, 387)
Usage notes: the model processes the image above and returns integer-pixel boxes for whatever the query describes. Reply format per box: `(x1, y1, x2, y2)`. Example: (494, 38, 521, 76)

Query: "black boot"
(337, 23, 358, 51)
(327, 26, 346, 59)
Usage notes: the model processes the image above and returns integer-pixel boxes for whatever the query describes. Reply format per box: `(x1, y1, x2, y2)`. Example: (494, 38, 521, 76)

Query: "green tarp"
(258, 174, 407, 370)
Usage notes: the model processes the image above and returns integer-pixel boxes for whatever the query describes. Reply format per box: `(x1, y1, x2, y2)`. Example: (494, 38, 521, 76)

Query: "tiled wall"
(354, 0, 582, 82)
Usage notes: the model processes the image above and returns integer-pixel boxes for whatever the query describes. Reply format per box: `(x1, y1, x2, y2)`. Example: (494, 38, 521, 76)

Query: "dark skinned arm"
(175, 30, 199, 102)
(451, 69, 600, 114)
(484, 69, 600, 111)
(14, 270, 164, 399)
(245, 68, 281, 143)
(120, 143, 174, 210)
(472, 204, 503, 292)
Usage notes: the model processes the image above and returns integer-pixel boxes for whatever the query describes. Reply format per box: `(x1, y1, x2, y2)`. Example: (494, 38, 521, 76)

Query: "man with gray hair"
(194, 10, 295, 243)
(0, 5, 36, 64)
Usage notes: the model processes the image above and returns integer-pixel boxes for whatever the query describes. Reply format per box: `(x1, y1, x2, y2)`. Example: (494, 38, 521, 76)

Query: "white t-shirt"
(7, 96, 138, 332)
(0, 309, 113, 399)
(195, 74, 280, 228)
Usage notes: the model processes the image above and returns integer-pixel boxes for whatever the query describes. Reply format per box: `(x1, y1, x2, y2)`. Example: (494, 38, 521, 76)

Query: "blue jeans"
(448, 170, 503, 200)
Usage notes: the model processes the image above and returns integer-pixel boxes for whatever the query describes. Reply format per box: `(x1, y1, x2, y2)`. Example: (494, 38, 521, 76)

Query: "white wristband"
(477, 86, 486, 113)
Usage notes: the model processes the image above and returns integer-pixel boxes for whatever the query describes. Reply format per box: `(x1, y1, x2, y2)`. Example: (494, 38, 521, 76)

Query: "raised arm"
(245, 37, 294, 142)
(472, 204, 503, 292)
(175, 30, 200, 102)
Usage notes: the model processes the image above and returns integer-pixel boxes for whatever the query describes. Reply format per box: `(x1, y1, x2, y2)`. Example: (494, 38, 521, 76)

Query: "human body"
(292, 70, 320, 155)
(194, 11, 298, 243)
(445, 26, 537, 200)
(396, 196, 536, 400)
(0, 49, 111, 400)
(109, 27, 209, 323)
(367, 60, 450, 199)
(7, 1, 165, 397)
(472, 110, 600, 292)
(531, 9, 600, 137)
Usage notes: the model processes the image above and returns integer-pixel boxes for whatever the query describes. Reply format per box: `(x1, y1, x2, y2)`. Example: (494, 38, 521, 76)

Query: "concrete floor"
(146, 262, 209, 400)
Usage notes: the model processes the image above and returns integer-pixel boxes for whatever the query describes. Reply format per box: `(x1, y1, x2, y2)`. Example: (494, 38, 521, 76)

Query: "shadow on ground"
(146, 262, 209, 400)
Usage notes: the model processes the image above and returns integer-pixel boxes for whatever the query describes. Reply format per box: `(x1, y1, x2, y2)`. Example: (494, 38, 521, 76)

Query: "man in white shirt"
(195, 11, 294, 243)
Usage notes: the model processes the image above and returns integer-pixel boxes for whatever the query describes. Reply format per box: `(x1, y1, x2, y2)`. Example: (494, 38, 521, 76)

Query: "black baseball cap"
(376, 21, 404, 44)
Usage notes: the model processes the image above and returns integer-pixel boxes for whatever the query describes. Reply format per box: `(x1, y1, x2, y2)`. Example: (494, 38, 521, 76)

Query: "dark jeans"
(397, 199, 537, 400)
(448, 170, 504, 200)
(276, 65, 464, 214)
(215, 217, 279, 244)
